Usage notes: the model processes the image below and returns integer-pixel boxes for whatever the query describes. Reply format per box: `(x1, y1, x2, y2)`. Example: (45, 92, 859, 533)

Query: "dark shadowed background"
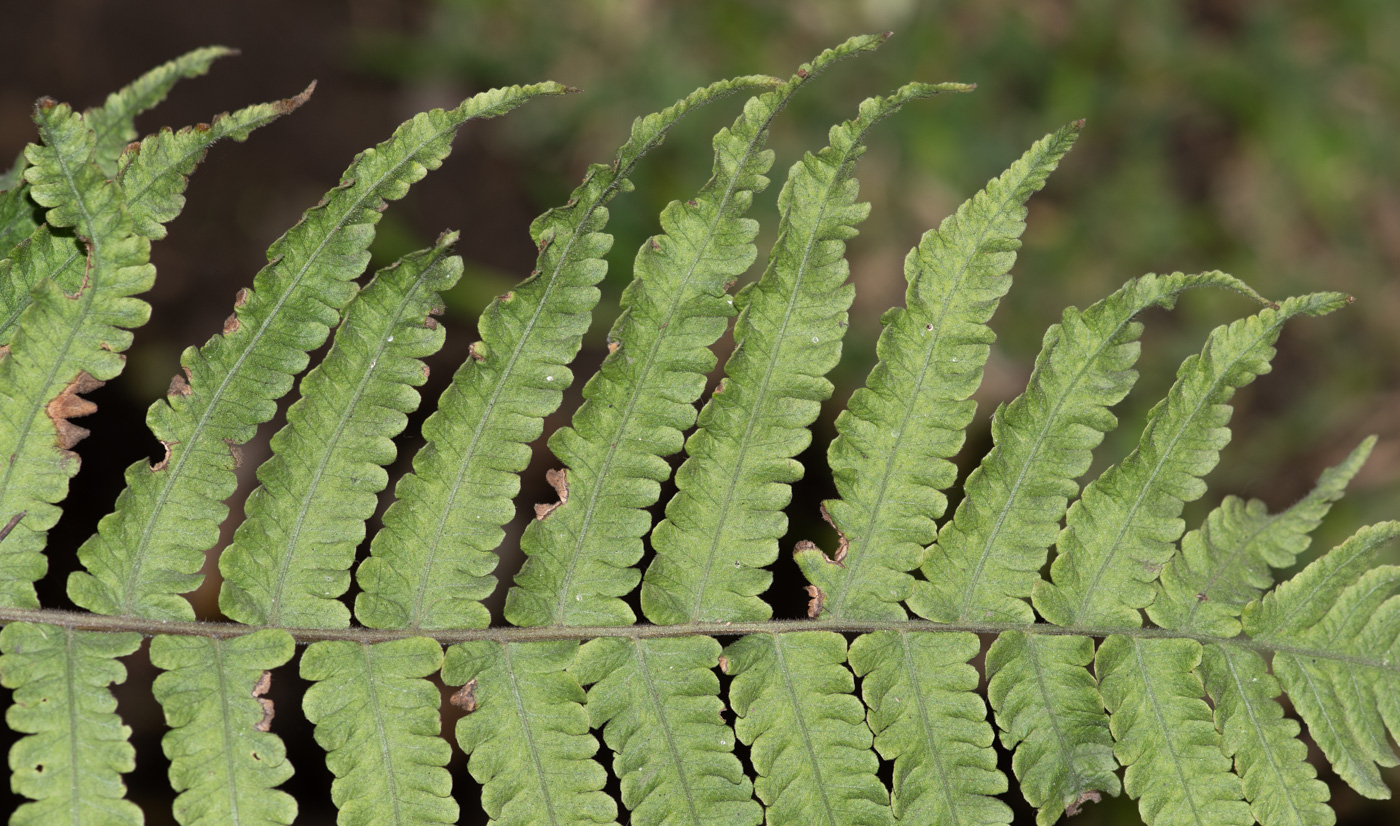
(3, 1, 1397, 823)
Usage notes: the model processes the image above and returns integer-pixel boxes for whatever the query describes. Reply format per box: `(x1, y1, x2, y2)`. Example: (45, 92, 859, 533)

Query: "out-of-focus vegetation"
(358, 0, 1400, 549)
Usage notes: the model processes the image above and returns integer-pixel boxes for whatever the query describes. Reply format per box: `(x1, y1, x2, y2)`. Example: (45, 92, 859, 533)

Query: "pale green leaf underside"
(913, 271, 1265, 626)
(1201, 643, 1334, 826)
(220, 235, 461, 629)
(0, 622, 143, 826)
(572, 636, 759, 826)
(506, 46, 896, 628)
(806, 121, 1081, 622)
(444, 640, 616, 826)
(85, 45, 237, 176)
(0, 100, 154, 611)
(1244, 521, 1400, 800)
(66, 81, 567, 621)
(1097, 636, 1253, 825)
(639, 79, 971, 627)
(725, 631, 892, 825)
(302, 637, 454, 825)
(1, 36, 1397, 826)
(849, 631, 1010, 824)
(985, 630, 1120, 825)
(1150, 436, 1374, 636)
(1034, 291, 1351, 629)
(359, 71, 780, 632)
(151, 629, 297, 826)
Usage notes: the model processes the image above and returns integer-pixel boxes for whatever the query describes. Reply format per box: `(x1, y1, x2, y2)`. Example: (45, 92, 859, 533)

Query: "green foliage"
(150, 629, 297, 826)
(0, 40, 1397, 826)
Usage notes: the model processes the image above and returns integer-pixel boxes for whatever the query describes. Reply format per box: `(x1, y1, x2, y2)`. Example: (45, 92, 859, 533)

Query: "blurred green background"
(3, 1, 1398, 823)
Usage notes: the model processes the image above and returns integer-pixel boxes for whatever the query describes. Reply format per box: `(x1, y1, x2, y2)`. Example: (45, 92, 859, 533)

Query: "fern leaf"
(302, 637, 454, 825)
(220, 235, 461, 628)
(724, 631, 892, 825)
(1150, 436, 1373, 636)
(571, 636, 760, 826)
(1244, 522, 1400, 798)
(0, 155, 41, 257)
(65, 81, 566, 620)
(0, 622, 143, 825)
(504, 56, 894, 629)
(913, 271, 1266, 625)
(638, 80, 970, 627)
(1032, 291, 1351, 628)
(0, 101, 153, 609)
(799, 123, 1077, 621)
(0, 148, 26, 191)
(118, 84, 313, 240)
(84, 45, 236, 176)
(984, 630, 1118, 824)
(0, 227, 84, 344)
(443, 640, 617, 825)
(0, 92, 305, 346)
(150, 629, 297, 826)
(355, 73, 782, 632)
(848, 631, 1010, 824)
(1096, 635, 1253, 825)
(1200, 643, 1334, 826)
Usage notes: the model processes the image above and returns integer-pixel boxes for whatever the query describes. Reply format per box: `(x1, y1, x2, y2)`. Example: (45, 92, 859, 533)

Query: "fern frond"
(0, 227, 83, 344)
(1200, 642, 1334, 826)
(913, 272, 1267, 625)
(571, 636, 758, 826)
(66, 82, 566, 621)
(724, 631, 892, 825)
(0, 622, 143, 825)
(984, 630, 1120, 825)
(1096, 635, 1253, 825)
(219, 235, 460, 628)
(84, 45, 236, 176)
(1033, 291, 1351, 628)
(0, 154, 41, 257)
(1244, 521, 1400, 798)
(0, 101, 153, 609)
(504, 53, 892, 629)
(0, 91, 306, 345)
(356, 74, 781, 632)
(302, 637, 455, 825)
(443, 640, 617, 825)
(117, 84, 313, 240)
(0, 149, 26, 191)
(150, 629, 297, 826)
(798, 122, 1078, 621)
(1150, 436, 1373, 636)
(848, 631, 1010, 824)
(639, 79, 970, 626)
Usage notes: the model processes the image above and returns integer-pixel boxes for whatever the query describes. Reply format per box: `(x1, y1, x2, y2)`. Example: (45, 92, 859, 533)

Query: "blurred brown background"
(2, 0, 1397, 823)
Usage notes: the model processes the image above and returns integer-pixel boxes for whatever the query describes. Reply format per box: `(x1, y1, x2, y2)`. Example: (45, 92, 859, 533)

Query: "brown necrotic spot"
(804, 585, 826, 618)
(222, 313, 240, 335)
(46, 371, 104, 450)
(450, 679, 478, 713)
(168, 366, 193, 398)
(533, 468, 568, 519)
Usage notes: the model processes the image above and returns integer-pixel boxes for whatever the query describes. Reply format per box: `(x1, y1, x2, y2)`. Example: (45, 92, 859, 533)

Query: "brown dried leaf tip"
(449, 679, 479, 713)
(46, 371, 105, 450)
(804, 585, 825, 618)
(252, 670, 275, 732)
(1064, 790, 1101, 817)
(534, 468, 568, 520)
